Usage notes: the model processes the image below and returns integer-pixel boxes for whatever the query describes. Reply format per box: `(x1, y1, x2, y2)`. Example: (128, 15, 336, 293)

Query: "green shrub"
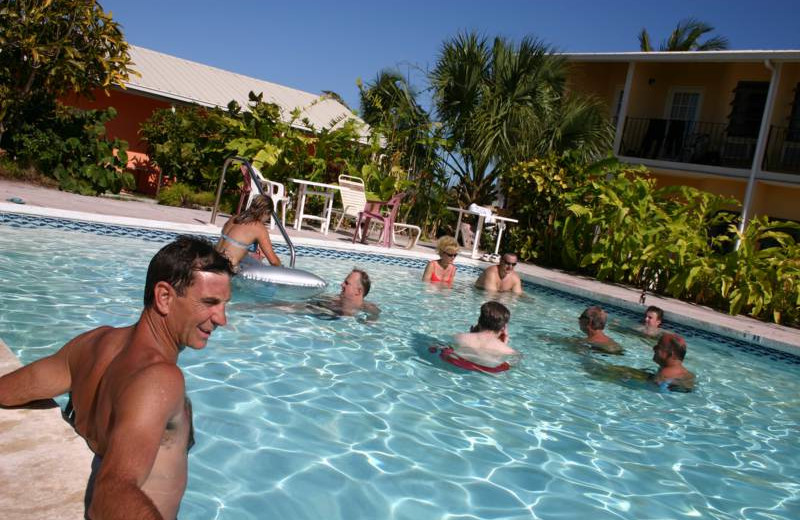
(505, 153, 799, 326)
(157, 183, 195, 207)
(8, 104, 132, 195)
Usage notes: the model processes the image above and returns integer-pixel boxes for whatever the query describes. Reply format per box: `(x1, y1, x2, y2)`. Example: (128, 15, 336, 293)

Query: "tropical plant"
(9, 103, 132, 194)
(430, 32, 613, 206)
(0, 0, 136, 145)
(358, 70, 450, 237)
(638, 18, 730, 52)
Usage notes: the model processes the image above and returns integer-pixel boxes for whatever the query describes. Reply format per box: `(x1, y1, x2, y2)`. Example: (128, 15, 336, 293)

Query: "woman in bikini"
(216, 195, 281, 269)
(422, 235, 458, 284)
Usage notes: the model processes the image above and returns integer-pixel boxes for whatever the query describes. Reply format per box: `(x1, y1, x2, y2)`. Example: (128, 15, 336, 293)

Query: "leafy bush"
(8, 104, 132, 195)
(505, 153, 799, 326)
(157, 183, 195, 207)
(157, 183, 233, 213)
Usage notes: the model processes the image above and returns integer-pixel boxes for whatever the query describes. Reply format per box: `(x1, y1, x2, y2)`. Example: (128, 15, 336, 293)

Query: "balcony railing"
(764, 125, 800, 175)
(619, 117, 756, 169)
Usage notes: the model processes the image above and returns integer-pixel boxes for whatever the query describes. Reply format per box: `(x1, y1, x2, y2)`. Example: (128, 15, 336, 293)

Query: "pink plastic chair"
(352, 192, 406, 248)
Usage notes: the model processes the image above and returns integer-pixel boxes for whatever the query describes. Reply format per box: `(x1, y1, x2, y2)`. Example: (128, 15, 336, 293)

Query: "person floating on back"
(579, 305, 623, 354)
(475, 252, 523, 294)
(312, 268, 380, 320)
(0, 236, 234, 520)
(651, 332, 695, 392)
(422, 236, 458, 284)
(437, 301, 520, 372)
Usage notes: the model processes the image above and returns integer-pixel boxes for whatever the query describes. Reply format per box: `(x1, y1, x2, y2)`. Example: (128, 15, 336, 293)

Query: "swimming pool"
(2, 213, 799, 520)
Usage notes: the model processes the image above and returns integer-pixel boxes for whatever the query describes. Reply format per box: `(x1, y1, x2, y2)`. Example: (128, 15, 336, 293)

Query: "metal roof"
(564, 49, 800, 63)
(124, 45, 370, 139)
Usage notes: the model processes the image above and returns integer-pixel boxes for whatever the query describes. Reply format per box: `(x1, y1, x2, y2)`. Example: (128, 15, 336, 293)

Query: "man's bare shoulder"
(63, 325, 133, 359)
(475, 265, 498, 287)
(118, 362, 186, 403)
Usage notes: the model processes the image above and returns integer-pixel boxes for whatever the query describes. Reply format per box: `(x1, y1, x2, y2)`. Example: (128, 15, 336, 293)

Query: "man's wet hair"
(144, 236, 234, 307)
(471, 301, 511, 333)
(646, 305, 664, 322)
(352, 268, 371, 296)
(657, 333, 687, 360)
(580, 306, 607, 330)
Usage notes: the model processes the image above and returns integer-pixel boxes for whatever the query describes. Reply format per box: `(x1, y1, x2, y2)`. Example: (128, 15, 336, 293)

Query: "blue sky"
(101, 0, 799, 112)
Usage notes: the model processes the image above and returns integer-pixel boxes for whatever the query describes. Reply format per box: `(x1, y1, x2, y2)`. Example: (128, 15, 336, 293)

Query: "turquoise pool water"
(1, 214, 799, 520)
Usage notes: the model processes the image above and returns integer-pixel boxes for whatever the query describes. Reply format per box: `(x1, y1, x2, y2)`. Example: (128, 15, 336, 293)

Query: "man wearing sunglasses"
(475, 253, 523, 294)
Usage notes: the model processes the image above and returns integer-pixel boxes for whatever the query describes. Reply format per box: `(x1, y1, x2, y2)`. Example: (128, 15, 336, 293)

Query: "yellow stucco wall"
(566, 62, 628, 114)
(567, 58, 800, 223)
(623, 62, 772, 123)
(649, 170, 800, 221)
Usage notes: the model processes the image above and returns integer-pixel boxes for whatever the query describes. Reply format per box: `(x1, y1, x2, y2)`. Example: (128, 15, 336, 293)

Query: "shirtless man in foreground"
(475, 253, 523, 294)
(0, 236, 233, 519)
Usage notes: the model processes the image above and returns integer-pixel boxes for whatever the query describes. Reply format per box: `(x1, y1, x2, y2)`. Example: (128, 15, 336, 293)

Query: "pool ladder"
(210, 156, 297, 268)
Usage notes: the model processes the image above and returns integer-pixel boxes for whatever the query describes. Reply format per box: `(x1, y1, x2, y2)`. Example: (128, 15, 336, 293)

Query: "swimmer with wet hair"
(651, 332, 695, 392)
(450, 301, 520, 369)
(578, 305, 622, 354)
(641, 305, 664, 337)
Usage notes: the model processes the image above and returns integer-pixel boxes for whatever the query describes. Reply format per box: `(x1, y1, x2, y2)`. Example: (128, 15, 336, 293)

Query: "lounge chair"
(238, 165, 290, 230)
(351, 192, 421, 249)
(335, 175, 367, 232)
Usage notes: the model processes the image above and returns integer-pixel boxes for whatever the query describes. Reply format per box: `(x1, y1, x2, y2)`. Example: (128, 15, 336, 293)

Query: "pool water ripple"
(2, 222, 800, 519)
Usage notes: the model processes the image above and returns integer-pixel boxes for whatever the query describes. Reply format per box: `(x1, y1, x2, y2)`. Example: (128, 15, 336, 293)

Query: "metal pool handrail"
(211, 156, 297, 268)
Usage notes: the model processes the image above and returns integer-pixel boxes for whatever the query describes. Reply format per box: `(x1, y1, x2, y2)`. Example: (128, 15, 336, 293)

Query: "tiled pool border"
(2, 211, 798, 366)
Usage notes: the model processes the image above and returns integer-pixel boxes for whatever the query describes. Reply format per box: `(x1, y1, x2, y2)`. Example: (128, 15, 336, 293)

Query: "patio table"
(447, 206, 519, 260)
(291, 178, 340, 235)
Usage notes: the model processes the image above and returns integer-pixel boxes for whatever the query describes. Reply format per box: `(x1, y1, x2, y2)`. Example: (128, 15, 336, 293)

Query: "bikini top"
(220, 232, 258, 253)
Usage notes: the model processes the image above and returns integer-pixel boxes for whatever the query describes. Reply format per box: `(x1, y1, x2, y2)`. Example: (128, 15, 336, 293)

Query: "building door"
(664, 89, 702, 158)
(667, 90, 701, 122)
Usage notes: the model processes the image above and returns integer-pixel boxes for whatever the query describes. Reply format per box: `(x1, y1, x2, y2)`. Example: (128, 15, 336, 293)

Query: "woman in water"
(216, 195, 281, 269)
(422, 235, 458, 284)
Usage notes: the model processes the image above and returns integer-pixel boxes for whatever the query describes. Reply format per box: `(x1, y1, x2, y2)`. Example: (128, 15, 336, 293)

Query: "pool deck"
(1, 178, 799, 518)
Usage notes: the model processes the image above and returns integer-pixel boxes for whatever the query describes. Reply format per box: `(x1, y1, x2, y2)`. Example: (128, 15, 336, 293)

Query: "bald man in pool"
(0, 236, 234, 520)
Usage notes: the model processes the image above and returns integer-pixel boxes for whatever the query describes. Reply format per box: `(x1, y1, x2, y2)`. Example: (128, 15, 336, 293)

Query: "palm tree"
(430, 32, 612, 205)
(359, 69, 431, 175)
(639, 18, 730, 52)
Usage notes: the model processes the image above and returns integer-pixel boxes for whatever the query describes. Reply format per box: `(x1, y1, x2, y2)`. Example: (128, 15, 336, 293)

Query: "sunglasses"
(443, 251, 458, 258)
(501, 260, 517, 267)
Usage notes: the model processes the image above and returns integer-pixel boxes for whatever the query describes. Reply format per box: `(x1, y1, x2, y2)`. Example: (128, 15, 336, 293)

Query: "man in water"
(449, 301, 520, 370)
(651, 332, 695, 392)
(579, 306, 623, 354)
(474, 252, 523, 294)
(641, 305, 664, 337)
(0, 236, 233, 519)
(313, 268, 380, 320)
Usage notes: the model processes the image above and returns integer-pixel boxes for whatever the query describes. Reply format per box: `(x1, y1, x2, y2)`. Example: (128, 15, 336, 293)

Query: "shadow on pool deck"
(1, 177, 798, 518)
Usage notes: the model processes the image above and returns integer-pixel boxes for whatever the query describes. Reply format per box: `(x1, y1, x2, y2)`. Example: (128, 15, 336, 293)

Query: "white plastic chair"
(243, 165, 290, 230)
(335, 175, 367, 231)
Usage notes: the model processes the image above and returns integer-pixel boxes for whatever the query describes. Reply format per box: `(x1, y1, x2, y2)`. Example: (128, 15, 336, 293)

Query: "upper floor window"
(727, 81, 768, 138)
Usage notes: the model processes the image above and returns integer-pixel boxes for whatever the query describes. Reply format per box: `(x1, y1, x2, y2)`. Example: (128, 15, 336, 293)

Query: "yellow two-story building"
(567, 50, 800, 225)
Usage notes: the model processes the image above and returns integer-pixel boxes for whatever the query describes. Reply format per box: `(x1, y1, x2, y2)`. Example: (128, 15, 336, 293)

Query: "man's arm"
(0, 347, 71, 407)
(89, 363, 185, 520)
(512, 275, 523, 294)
